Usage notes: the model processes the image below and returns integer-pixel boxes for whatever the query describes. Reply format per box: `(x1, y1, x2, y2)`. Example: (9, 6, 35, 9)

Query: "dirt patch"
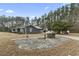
(0, 32, 79, 56)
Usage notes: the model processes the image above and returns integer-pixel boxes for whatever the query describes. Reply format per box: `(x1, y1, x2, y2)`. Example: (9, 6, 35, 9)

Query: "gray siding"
(26, 26, 42, 33)
(11, 25, 43, 34)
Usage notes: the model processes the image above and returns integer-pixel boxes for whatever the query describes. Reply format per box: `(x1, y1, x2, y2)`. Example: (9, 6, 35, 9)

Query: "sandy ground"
(57, 34, 79, 40)
(0, 32, 79, 56)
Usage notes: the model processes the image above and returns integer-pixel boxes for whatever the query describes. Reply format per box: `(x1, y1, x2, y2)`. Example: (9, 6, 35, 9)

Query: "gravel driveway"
(57, 35, 79, 40)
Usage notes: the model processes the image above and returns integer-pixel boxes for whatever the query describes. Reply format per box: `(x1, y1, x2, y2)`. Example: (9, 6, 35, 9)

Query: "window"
(17, 28, 20, 32)
(13, 29, 15, 31)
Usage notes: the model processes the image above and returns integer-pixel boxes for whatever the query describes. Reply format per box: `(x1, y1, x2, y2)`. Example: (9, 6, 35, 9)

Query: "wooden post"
(43, 30, 46, 39)
(24, 20, 29, 39)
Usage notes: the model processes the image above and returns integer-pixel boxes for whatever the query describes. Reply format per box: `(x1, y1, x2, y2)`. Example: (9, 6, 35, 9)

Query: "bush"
(52, 20, 73, 34)
(0, 27, 11, 32)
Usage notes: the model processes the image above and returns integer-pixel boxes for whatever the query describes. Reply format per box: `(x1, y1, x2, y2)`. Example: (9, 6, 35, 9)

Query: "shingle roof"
(10, 24, 42, 30)
(33, 26, 42, 29)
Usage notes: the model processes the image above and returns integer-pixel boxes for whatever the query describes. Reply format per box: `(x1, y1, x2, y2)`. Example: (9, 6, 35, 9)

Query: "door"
(29, 28, 32, 33)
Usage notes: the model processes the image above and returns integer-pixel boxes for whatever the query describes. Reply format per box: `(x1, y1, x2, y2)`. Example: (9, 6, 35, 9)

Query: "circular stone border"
(15, 36, 69, 50)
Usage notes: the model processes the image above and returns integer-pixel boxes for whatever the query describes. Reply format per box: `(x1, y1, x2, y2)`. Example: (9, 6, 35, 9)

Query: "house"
(10, 25, 43, 34)
(25, 25, 43, 33)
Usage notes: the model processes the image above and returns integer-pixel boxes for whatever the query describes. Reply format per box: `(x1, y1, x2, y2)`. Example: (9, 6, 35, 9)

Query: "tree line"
(31, 3, 79, 33)
(0, 3, 79, 33)
(0, 15, 30, 31)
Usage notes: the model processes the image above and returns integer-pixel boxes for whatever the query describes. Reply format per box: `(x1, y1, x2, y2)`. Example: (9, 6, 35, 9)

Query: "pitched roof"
(33, 26, 42, 29)
(10, 24, 42, 29)
(26, 25, 42, 29)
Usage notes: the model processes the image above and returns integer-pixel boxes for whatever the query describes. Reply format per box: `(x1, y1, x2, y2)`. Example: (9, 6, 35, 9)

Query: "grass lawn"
(0, 32, 79, 56)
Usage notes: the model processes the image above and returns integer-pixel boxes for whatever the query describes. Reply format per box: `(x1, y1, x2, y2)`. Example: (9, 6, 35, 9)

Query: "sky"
(0, 3, 68, 18)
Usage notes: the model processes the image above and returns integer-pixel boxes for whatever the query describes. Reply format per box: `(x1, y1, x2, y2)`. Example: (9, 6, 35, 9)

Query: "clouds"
(0, 9, 15, 14)
(0, 9, 4, 11)
(44, 6, 49, 10)
(30, 16, 39, 19)
(41, 6, 50, 14)
(30, 16, 35, 18)
(6, 9, 15, 13)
